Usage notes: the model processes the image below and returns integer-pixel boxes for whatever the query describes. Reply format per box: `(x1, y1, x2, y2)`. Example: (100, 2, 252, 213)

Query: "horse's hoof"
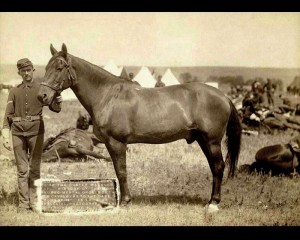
(206, 203, 219, 213)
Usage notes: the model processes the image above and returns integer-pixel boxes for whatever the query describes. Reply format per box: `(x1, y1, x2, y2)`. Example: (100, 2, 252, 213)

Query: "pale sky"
(0, 12, 299, 68)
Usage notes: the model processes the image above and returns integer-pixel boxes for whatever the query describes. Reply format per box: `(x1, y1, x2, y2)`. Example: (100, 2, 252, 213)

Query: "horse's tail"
(225, 100, 242, 178)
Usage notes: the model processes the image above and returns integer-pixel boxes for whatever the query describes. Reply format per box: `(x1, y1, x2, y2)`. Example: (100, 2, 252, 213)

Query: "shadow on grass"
(239, 163, 299, 177)
(132, 195, 208, 206)
(0, 190, 18, 206)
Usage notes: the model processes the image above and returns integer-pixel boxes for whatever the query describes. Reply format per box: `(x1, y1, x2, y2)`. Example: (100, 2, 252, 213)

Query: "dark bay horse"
(38, 44, 242, 212)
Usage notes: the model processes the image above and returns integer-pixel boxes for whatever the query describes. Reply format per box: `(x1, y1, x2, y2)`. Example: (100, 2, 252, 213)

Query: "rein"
(40, 56, 76, 93)
(54, 144, 62, 163)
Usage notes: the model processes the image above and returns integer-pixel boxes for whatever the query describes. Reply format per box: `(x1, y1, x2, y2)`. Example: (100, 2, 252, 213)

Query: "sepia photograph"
(0, 12, 299, 226)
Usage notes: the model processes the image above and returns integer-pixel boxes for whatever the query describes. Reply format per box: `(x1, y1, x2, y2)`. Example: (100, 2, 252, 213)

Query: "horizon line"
(0, 63, 299, 70)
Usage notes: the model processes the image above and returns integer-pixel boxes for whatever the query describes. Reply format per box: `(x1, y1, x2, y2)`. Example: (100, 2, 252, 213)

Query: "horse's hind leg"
(197, 138, 224, 212)
(105, 138, 131, 206)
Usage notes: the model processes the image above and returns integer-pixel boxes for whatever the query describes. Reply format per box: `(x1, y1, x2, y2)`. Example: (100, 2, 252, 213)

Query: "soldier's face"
(18, 66, 34, 82)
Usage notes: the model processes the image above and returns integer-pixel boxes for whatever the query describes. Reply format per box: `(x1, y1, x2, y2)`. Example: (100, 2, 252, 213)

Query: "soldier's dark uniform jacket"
(3, 80, 61, 135)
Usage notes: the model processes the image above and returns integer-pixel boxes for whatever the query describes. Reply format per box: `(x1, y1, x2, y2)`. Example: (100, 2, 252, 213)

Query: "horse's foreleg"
(105, 138, 131, 206)
(197, 140, 224, 212)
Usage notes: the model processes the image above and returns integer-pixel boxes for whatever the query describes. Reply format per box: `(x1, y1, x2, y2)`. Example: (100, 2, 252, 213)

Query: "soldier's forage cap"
(17, 58, 33, 70)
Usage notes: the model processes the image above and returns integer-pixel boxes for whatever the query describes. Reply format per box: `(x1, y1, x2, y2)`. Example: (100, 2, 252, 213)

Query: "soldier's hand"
(2, 128, 12, 151)
(3, 138, 12, 151)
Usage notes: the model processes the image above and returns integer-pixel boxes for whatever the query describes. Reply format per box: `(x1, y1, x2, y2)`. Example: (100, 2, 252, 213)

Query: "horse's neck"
(70, 56, 117, 114)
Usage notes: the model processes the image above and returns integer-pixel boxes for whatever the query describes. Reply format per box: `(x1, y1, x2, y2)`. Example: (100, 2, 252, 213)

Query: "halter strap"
(40, 56, 76, 93)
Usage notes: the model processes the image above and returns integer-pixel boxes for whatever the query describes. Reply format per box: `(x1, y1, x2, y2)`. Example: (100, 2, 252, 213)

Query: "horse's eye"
(56, 67, 63, 72)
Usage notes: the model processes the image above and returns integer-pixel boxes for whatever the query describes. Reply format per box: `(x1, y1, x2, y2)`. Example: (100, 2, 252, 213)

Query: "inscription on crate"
(41, 179, 119, 213)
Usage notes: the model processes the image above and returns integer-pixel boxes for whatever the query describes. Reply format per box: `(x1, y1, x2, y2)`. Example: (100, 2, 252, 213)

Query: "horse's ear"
(61, 43, 68, 59)
(50, 44, 58, 55)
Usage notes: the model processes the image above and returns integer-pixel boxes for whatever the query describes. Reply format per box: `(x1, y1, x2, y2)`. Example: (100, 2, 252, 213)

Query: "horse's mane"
(75, 56, 140, 86)
(49, 51, 138, 87)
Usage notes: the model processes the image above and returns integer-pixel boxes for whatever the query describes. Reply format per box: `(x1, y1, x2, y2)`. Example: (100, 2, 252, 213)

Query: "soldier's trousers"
(12, 133, 44, 209)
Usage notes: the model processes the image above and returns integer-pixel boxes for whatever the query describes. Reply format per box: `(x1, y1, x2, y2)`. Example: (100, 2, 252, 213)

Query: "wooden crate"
(36, 178, 120, 213)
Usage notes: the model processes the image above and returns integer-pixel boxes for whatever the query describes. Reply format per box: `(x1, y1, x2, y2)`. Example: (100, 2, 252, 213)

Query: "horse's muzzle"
(37, 93, 49, 105)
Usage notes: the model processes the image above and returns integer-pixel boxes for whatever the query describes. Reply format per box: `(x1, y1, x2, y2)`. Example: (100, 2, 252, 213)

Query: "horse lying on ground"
(239, 135, 300, 176)
(38, 43, 242, 212)
(42, 127, 110, 162)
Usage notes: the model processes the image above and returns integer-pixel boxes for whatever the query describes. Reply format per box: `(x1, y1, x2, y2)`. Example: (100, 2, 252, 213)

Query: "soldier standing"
(2, 58, 62, 213)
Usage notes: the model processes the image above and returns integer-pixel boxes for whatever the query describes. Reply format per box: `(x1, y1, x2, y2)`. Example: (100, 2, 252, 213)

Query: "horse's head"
(38, 43, 76, 105)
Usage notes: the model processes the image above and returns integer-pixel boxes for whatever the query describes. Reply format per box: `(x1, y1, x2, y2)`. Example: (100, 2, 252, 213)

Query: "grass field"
(0, 91, 299, 226)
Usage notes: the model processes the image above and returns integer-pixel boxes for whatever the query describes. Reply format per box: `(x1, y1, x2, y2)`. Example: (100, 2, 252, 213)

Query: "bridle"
(40, 56, 76, 94)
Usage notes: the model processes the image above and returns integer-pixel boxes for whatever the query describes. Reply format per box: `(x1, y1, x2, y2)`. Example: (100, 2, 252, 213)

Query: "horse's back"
(133, 82, 230, 114)
(137, 82, 227, 99)
(110, 81, 231, 143)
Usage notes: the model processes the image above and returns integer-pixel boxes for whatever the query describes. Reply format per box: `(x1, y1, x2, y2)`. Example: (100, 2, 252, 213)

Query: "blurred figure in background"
(264, 78, 275, 108)
(155, 75, 165, 88)
(128, 72, 134, 81)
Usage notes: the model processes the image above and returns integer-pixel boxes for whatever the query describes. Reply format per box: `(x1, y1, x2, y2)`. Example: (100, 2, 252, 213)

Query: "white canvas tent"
(1, 79, 24, 94)
(103, 60, 120, 76)
(161, 68, 180, 86)
(1, 89, 9, 94)
(118, 66, 129, 79)
(288, 76, 300, 93)
(0, 78, 77, 101)
(103, 60, 129, 79)
(2, 79, 22, 87)
(133, 66, 157, 88)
